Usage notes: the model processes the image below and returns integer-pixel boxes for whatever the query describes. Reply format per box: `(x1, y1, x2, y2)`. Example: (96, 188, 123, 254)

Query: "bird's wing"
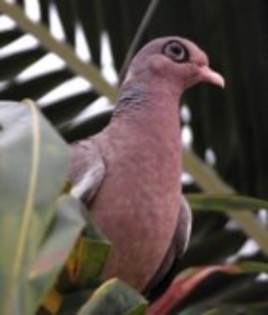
(174, 195, 192, 257)
(69, 138, 106, 204)
(145, 195, 192, 300)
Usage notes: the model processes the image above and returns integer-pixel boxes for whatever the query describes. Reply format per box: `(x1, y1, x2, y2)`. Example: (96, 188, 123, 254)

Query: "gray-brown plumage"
(69, 36, 224, 294)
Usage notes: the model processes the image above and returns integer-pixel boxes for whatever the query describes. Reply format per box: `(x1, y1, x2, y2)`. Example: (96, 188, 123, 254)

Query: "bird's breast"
(90, 121, 181, 291)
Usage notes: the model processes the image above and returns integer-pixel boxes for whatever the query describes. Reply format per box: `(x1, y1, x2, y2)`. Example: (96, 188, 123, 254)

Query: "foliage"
(0, 1, 268, 314)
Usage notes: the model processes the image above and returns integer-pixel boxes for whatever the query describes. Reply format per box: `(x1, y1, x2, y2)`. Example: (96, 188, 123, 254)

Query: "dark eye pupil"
(171, 45, 182, 55)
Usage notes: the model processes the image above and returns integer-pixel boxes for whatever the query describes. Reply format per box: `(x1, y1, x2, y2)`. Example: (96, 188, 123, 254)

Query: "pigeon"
(69, 36, 224, 296)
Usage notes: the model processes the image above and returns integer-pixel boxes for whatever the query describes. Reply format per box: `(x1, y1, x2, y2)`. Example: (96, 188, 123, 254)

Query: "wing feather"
(69, 138, 106, 204)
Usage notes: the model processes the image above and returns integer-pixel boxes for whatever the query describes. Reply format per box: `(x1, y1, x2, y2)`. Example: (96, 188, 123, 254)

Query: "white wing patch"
(180, 195, 192, 255)
(71, 160, 105, 201)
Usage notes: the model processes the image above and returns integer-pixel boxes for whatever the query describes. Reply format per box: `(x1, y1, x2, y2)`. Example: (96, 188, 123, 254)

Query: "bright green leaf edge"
(236, 261, 268, 274)
(186, 194, 268, 212)
(77, 279, 148, 315)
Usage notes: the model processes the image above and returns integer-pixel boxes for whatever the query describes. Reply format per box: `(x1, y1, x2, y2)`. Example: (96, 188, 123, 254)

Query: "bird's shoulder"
(69, 136, 106, 203)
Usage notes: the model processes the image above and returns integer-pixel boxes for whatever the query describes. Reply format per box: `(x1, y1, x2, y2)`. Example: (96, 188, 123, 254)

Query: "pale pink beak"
(199, 66, 225, 88)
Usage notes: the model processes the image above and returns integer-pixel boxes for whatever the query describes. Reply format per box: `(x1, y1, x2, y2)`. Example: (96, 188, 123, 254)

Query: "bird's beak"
(199, 66, 225, 88)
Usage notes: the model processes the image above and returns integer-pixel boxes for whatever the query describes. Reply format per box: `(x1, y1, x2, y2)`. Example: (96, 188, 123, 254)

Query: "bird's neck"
(112, 79, 182, 131)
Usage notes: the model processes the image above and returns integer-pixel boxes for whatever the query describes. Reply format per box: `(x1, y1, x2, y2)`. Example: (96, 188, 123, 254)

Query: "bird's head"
(123, 36, 225, 90)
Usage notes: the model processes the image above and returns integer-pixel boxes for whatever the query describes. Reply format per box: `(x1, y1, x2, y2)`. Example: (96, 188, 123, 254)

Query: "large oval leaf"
(31, 195, 86, 314)
(0, 100, 68, 315)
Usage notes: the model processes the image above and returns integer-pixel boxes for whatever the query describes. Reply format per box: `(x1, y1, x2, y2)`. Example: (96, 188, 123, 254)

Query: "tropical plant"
(0, 1, 268, 314)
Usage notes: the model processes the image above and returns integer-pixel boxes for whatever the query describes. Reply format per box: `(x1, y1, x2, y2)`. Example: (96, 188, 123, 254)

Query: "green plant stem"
(0, 1, 118, 103)
(183, 148, 268, 256)
(119, 0, 160, 80)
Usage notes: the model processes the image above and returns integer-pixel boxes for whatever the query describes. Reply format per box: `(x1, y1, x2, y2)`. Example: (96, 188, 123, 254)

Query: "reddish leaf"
(147, 265, 238, 315)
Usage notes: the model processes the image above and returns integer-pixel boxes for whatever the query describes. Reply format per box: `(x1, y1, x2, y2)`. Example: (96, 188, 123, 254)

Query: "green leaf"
(236, 261, 268, 274)
(51, 289, 92, 315)
(77, 279, 148, 315)
(30, 195, 86, 314)
(187, 194, 268, 212)
(58, 211, 111, 292)
(182, 304, 268, 315)
(0, 99, 68, 315)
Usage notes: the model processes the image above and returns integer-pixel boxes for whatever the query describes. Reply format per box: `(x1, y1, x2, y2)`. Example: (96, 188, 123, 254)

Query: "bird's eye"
(162, 41, 189, 63)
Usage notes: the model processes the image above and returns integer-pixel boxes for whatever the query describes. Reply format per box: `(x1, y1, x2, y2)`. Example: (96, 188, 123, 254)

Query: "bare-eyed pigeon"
(69, 36, 224, 296)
